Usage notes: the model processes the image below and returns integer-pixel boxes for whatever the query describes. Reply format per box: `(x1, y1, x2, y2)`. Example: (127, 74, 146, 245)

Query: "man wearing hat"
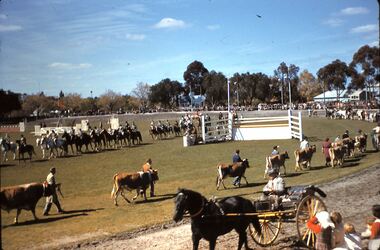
(43, 167, 64, 216)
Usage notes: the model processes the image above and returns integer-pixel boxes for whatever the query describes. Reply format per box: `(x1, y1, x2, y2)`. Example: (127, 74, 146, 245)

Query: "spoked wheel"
(249, 215, 282, 247)
(296, 195, 327, 248)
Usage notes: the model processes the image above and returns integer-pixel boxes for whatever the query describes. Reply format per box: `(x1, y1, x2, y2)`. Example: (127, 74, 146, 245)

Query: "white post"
(228, 112, 233, 140)
(298, 111, 303, 141)
(227, 79, 230, 113)
(288, 109, 292, 139)
(201, 114, 206, 143)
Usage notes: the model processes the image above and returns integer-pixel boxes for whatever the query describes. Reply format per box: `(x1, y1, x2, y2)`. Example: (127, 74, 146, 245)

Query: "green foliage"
(183, 60, 209, 95)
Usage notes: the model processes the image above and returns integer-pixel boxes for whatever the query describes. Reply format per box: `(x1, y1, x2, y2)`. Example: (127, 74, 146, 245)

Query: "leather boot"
(43, 203, 52, 216)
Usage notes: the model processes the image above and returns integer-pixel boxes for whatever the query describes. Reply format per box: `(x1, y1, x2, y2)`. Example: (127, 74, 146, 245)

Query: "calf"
(329, 146, 345, 168)
(111, 170, 159, 206)
(216, 159, 250, 190)
(265, 151, 289, 177)
(294, 145, 317, 171)
(0, 182, 55, 224)
(354, 134, 367, 153)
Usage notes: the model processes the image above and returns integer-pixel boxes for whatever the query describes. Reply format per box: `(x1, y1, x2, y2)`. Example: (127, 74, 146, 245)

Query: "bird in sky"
(256, 14, 262, 18)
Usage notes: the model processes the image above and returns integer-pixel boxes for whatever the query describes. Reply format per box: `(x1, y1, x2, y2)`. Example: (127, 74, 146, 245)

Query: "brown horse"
(216, 159, 250, 190)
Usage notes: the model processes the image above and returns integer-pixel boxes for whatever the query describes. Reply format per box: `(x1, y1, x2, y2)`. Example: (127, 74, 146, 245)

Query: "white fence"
(199, 111, 302, 145)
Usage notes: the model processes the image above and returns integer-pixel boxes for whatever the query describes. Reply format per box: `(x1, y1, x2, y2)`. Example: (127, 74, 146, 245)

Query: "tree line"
(1, 44, 378, 118)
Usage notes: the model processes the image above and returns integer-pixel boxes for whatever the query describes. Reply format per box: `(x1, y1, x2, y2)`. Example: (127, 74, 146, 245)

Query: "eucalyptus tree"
(149, 78, 183, 109)
(317, 60, 350, 103)
(273, 62, 300, 104)
(183, 60, 209, 95)
(202, 70, 227, 108)
(299, 70, 322, 102)
(349, 45, 380, 102)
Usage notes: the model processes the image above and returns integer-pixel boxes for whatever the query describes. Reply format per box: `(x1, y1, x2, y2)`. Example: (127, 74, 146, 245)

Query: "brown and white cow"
(216, 159, 250, 190)
(0, 182, 56, 224)
(111, 170, 159, 206)
(294, 145, 317, 171)
(265, 151, 289, 177)
(329, 146, 345, 168)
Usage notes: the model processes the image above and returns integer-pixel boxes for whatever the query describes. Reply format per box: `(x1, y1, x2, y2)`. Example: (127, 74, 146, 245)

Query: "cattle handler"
(142, 159, 155, 197)
(261, 168, 285, 210)
(43, 167, 64, 216)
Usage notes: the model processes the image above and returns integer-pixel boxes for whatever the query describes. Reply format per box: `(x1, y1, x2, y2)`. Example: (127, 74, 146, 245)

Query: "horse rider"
(3, 133, 11, 149)
(150, 120, 155, 129)
(43, 167, 64, 216)
(300, 136, 310, 150)
(131, 122, 137, 132)
(142, 158, 155, 197)
(261, 168, 286, 210)
(271, 145, 280, 155)
(342, 130, 350, 140)
(232, 149, 243, 187)
(20, 134, 27, 146)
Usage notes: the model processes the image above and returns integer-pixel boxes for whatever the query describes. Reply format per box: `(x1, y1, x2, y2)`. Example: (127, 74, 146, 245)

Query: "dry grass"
(1, 114, 379, 249)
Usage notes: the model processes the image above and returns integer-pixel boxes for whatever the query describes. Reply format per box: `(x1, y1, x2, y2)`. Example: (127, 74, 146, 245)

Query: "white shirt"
(300, 140, 309, 150)
(344, 233, 362, 250)
(263, 176, 285, 194)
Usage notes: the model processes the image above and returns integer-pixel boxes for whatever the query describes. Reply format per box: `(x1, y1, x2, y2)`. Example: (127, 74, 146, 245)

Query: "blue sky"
(0, 0, 378, 97)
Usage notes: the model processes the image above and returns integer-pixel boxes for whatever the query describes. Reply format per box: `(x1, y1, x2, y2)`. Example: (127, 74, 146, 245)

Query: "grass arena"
(1, 111, 379, 250)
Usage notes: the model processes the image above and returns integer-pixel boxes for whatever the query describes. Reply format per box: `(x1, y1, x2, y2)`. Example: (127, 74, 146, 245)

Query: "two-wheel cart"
(248, 185, 327, 248)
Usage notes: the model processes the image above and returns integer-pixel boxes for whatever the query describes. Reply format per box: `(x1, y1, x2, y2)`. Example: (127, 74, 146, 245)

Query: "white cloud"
(154, 18, 186, 29)
(350, 24, 378, 33)
(48, 62, 92, 70)
(0, 14, 7, 19)
(368, 41, 379, 47)
(340, 7, 369, 15)
(207, 24, 220, 30)
(126, 33, 146, 41)
(323, 18, 344, 27)
(0, 24, 22, 32)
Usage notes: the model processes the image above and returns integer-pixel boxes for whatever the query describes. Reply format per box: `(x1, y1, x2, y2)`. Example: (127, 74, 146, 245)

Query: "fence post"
(201, 114, 206, 143)
(298, 111, 303, 141)
(288, 109, 292, 139)
(228, 112, 233, 140)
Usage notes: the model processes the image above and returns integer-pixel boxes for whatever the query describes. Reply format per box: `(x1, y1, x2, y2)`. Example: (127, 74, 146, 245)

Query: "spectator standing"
(331, 211, 347, 249)
(307, 211, 335, 250)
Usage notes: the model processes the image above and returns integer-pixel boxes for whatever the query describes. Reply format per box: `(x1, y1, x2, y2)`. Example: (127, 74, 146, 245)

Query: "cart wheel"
(249, 216, 282, 247)
(296, 195, 327, 248)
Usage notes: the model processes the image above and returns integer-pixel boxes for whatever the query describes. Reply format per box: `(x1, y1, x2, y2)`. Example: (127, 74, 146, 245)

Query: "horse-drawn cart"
(245, 185, 327, 248)
(174, 185, 327, 249)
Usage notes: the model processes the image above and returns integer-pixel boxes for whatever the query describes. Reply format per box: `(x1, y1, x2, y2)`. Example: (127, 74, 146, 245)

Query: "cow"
(342, 138, 355, 157)
(329, 146, 345, 168)
(110, 170, 159, 206)
(0, 182, 58, 224)
(294, 145, 317, 171)
(216, 159, 250, 190)
(265, 151, 289, 178)
(354, 134, 367, 153)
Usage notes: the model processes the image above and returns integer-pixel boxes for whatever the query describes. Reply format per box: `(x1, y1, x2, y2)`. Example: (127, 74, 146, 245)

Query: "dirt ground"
(56, 163, 380, 250)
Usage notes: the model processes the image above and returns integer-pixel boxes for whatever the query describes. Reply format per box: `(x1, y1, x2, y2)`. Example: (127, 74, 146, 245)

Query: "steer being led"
(0, 182, 59, 224)
(294, 145, 317, 171)
(111, 170, 159, 206)
(216, 159, 250, 190)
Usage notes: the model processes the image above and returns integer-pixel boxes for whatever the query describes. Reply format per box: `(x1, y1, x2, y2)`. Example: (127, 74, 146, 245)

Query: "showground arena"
(1, 110, 379, 249)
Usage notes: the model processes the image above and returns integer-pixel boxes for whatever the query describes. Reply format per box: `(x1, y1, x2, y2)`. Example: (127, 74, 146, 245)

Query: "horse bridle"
(189, 196, 205, 218)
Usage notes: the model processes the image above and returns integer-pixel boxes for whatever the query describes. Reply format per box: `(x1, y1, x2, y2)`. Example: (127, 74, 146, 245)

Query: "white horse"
(0, 138, 17, 162)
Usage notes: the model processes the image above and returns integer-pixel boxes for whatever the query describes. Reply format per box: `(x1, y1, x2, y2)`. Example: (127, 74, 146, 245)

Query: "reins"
(190, 198, 205, 218)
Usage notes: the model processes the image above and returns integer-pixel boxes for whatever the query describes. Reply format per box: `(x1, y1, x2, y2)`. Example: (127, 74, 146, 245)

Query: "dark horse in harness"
(173, 188, 261, 250)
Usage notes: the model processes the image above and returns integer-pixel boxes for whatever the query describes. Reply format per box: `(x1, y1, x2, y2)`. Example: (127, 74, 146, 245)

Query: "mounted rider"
(3, 133, 11, 149)
(20, 134, 27, 146)
(131, 122, 138, 132)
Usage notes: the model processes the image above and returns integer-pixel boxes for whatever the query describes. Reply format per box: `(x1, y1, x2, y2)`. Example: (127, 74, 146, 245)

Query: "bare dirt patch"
(60, 164, 380, 250)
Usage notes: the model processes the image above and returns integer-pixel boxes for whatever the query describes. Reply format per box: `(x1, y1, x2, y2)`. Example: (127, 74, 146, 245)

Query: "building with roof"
(313, 89, 350, 103)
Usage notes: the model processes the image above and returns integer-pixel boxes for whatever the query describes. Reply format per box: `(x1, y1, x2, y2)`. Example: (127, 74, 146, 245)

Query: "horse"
(16, 141, 37, 164)
(129, 128, 142, 145)
(0, 138, 17, 162)
(90, 130, 102, 151)
(173, 188, 261, 250)
(76, 132, 93, 152)
(62, 131, 76, 154)
(36, 137, 68, 159)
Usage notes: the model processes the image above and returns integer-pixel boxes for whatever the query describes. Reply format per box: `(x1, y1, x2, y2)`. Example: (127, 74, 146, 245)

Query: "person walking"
(232, 149, 243, 186)
(43, 167, 64, 216)
(322, 138, 332, 167)
(142, 159, 155, 197)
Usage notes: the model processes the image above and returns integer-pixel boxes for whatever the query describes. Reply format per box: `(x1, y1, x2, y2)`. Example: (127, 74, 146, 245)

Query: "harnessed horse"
(0, 138, 17, 162)
(173, 188, 261, 250)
